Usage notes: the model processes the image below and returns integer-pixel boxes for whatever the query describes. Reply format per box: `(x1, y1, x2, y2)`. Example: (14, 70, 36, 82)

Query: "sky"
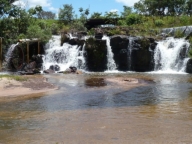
(14, 0, 140, 16)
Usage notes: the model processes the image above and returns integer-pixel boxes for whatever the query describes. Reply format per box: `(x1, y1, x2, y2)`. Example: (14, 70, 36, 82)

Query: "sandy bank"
(0, 75, 58, 98)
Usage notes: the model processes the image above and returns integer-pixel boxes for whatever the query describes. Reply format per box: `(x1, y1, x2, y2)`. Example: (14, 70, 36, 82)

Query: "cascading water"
(3, 42, 23, 70)
(154, 37, 190, 73)
(102, 35, 116, 71)
(43, 35, 86, 71)
(127, 37, 134, 70)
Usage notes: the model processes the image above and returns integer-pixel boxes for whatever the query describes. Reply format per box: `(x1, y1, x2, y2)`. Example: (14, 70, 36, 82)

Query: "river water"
(0, 72, 192, 144)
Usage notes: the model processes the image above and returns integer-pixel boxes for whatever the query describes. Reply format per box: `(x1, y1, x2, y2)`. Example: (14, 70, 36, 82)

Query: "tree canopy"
(134, 0, 192, 16)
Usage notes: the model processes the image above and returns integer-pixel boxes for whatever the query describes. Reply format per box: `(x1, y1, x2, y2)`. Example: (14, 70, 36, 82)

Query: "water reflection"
(1, 73, 192, 143)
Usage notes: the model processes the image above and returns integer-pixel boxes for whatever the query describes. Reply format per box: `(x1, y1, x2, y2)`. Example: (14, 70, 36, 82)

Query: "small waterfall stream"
(43, 35, 86, 71)
(102, 35, 116, 71)
(128, 37, 134, 70)
(154, 37, 190, 73)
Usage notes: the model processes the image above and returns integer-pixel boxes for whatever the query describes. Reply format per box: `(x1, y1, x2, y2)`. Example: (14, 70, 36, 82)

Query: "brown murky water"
(0, 73, 192, 144)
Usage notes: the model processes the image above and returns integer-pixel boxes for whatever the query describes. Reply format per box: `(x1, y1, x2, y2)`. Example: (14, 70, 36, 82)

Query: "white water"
(5, 43, 19, 58)
(43, 35, 86, 71)
(154, 37, 190, 73)
(102, 35, 116, 71)
(128, 37, 134, 70)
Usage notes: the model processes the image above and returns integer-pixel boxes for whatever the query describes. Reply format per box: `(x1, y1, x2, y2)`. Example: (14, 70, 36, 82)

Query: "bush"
(174, 29, 184, 38)
(26, 24, 52, 43)
(179, 15, 190, 25)
(117, 20, 127, 26)
(51, 23, 59, 35)
(70, 21, 87, 31)
(154, 19, 164, 27)
(126, 14, 142, 25)
(107, 28, 122, 36)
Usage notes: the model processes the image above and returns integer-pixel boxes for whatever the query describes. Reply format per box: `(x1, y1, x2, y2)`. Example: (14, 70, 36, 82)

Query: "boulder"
(186, 58, 192, 73)
(43, 69, 55, 74)
(49, 65, 60, 71)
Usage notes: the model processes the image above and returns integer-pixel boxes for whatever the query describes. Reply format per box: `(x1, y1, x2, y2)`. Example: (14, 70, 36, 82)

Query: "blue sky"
(14, 0, 140, 16)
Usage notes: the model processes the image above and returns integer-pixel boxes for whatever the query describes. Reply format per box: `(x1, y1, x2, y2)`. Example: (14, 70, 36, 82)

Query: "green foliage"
(58, 4, 74, 25)
(87, 29, 95, 35)
(174, 29, 185, 38)
(134, 0, 191, 16)
(70, 20, 87, 31)
(90, 12, 102, 19)
(50, 23, 59, 35)
(37, 10, 55, 19)
(117, 20, 127, 26)
(107, 28, 121, 35)
(179, 15, 190, 25)
(121, 6, 133, 17)
(0, 0, 18, 18)
(126, 13, 142, 25)
(104, 11, 119, 19)
(154, 19, 165, 27)
(26, 25, 52, 43)
(188, 48, 192, 58)
(0, 74, 27, 81)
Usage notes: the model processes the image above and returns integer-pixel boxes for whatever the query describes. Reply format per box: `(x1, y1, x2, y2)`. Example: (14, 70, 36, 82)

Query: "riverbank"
(0, 74, 146, 100)
(0, 75, 58, 99)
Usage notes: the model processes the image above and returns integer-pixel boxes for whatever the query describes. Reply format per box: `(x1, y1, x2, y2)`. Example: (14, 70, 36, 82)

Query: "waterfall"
(43, 35, 86, 71)
(154, 37, 190, 73)
(128, 37, 134, 70)
(3, 43, 22, 70)
(102, 35, 117, 71)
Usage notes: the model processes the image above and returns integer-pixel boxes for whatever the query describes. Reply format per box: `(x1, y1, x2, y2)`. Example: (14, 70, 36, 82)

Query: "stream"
(0, 72, 192, 143)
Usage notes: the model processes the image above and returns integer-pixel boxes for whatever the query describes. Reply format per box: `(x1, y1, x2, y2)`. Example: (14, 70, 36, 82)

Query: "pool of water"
(0, 73, 192, 143)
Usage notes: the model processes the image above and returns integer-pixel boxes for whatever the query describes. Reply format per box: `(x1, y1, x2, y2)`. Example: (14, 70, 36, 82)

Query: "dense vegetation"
(1, 0, 192, 53)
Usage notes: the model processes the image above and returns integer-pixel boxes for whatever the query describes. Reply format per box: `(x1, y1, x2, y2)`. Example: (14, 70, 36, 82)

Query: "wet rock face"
(186, 59, 192, 73)
(110, 35, 156, 72)
(110, 35, 129, 71)
(131, 49, 154, 72)
(84, 37, 107, 72)
(131, 37, 155, 72)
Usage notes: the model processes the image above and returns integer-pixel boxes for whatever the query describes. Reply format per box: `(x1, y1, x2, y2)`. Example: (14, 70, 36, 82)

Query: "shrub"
(179, 15, 189, 26)
(117, 20, 127, 26)
(126, 14, 142, 25)
(70, 21, 87, 31)
(107, 28, 121, 36)
(26, 24, 52, 43)
(174, 29, 184, 38)
(154, 19, 164, 27)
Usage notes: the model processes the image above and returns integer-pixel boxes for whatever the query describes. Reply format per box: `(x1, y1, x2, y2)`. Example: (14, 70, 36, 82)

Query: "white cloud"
(14, 0, 57, 12)
(115, 0, 140, 6)
(110, 9, 119, 13)
(13, 1, 26, 8)
(48, 7, 58, 12)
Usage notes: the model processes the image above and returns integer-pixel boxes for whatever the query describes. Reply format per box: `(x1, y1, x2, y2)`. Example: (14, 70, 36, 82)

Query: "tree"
(90, 12, 102, 18)
(104, 11, 119, 19)
(79, 7, 89, 20)
(134, 0, 187, 16)
(28, 5, 42, 16)
(121, 6, 133, 17)
(58, 4, 74, 25)
(84, 8, 90, 17)
(79, 7, 83, 13)
(0, 0, 18, 18)
(37, 10, 55, 19)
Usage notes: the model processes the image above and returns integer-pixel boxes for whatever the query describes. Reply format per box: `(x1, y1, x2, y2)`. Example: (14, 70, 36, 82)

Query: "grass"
(0, 75, 28, 81)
